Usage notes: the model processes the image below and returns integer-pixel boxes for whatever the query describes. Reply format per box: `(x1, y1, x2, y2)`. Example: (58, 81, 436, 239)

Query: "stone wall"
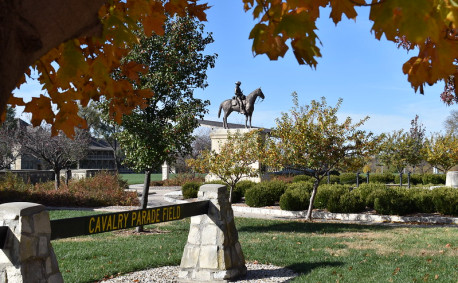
(0, 202, 63, 283)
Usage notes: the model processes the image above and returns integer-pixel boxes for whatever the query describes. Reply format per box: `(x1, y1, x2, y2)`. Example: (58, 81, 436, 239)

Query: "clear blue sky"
(13, 1, 457, 135)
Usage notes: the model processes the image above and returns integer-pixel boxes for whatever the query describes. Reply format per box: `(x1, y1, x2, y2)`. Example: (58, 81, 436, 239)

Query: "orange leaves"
(9, 0, 209, 137)
(244, 0, 458, 103)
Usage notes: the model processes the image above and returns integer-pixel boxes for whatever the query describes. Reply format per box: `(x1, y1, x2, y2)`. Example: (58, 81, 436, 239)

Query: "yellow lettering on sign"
(112, 215, 118, 230)
(123, 213, 129, 227)
(156, 209, 160, 223)
(176, 206, 181, 219)
(89, 217, 95, 233)
(162, 208, 167, 221)
(118, 214, 123, 229)
(106, 215, 112, 231)
(146, 209, 152, 224)
(95, 217, 101, 233)
(142, 211, 147, 225)
(136, 211, 142, 226)
(131, 211, 137, 226)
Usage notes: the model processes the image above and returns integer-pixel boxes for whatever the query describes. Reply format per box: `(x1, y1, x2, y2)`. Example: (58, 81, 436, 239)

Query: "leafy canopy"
(116, 15, 216, 173)
(243, 0, 458, 103)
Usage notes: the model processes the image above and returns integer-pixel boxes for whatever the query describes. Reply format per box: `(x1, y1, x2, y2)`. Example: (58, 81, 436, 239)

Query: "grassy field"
(119, 173, 162, 185)
(50, 211, 457, 283)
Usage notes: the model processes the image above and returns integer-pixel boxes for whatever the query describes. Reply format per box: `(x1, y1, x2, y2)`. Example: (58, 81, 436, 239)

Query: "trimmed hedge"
(371, 187, 415, 216)
(422, 174, 446, 185)
(431, 187, 458, 215)
(235, 180, 257, 197)
(368, 173, 395, 184)
(292, 175, 312, 183)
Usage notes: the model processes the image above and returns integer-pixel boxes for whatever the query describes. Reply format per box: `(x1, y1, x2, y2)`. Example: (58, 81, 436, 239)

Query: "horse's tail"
(218, 103, 223, 118)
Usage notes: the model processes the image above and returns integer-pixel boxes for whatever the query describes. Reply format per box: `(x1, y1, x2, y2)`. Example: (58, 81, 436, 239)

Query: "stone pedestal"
(0, 202, 63, 283)
(179, 184, 246, 282)
(446, 171, 458, 188)
(206, 129, 268, 183)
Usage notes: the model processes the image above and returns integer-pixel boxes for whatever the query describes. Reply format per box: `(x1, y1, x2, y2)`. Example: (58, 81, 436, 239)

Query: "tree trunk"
(229, 185, 234, 204)
(136, 170, 151, 232)
(54, 169, 61, 190)
(305, 179, 320, 220)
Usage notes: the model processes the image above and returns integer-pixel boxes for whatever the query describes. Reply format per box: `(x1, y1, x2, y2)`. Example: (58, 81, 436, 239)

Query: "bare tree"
(443, 110, 458, 135)
(21, 126, 90, 189)
(0, 106, 23, 169)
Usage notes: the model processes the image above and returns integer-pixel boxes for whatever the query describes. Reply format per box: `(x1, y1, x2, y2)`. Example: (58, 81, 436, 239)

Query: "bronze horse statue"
(218, 88, 265, 129)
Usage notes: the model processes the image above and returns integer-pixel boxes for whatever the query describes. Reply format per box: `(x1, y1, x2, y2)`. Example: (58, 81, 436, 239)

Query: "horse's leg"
(249, 115, 252, 128)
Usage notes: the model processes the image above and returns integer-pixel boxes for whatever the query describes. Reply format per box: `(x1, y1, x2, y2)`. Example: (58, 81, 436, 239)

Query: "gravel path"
(99, 263, 297, 282)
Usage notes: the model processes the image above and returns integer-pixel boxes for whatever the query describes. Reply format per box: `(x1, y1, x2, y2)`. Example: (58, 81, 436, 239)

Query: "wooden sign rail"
(50, 201, 209, 240)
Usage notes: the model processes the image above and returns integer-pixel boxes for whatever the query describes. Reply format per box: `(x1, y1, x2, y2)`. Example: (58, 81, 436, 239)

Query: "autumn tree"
(378, 116, 426, 174)
(187, 130, 264, 202)
(21, 127, 90, 189)
(265, 93, 377, 220)
(174, 128, 212, 173)
(1, 0, 209, 136)
(423, 133, 458, 173)
(243, 0, 458, 104)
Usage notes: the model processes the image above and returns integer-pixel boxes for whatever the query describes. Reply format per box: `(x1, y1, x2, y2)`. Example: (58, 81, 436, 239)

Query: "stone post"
(162, 162, 170, 181)
(179, 184, 246, 282)
(0, 202, 63, 283)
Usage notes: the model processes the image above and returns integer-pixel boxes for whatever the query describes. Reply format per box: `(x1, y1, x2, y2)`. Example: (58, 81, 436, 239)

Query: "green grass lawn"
(50, 211, 457, 283)
(119, 173, 163, 185)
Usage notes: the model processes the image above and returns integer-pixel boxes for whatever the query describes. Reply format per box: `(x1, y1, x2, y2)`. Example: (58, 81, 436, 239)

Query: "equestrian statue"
(218, 81, 265, 129)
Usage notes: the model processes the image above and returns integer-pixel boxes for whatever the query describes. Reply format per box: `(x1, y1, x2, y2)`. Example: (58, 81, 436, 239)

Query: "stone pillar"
(206, 128, 268, 183)
(446, 171, 458, 188)
(0, 202, 63, 283)
(179, 184, 246, 282)
(162, 162, 170, 181)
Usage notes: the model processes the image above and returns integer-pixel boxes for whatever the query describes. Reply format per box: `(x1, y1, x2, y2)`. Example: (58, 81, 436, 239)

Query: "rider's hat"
(235, 81, 241, 85)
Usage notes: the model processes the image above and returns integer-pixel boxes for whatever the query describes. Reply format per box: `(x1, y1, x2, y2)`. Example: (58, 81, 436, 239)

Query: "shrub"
(270, 175, 294, 183)
(245, 184, 277, 207)
(369, 173, 395, 184)
(324, 184, 365, 213)
(352, 183, 386, 208)
(314, 184, 335, 209)
(409, 174, 423, 185)
(0, 172, 139, 207)
(235, 180, 257, 197)
(181, 181, 201, 199)
(262, 180, 288, 202)
(431, 187, 458, 216)
(339, 173, 364, 185)
(279, 185, 310, 211)
(405, 187, 435, 213)
(292, 175, 312, 183)
(372, 187, 414, 216)
(422, 174, 446, 185)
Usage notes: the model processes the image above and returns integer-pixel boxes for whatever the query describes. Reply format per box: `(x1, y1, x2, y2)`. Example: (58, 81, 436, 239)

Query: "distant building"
(77, 138, 116, 170)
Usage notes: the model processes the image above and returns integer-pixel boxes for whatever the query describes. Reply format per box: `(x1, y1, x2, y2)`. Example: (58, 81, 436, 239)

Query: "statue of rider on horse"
(218, 82, 265, 129)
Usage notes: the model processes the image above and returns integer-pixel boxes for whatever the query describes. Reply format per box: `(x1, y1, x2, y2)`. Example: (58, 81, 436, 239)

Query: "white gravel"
(99, 263, 298, 282)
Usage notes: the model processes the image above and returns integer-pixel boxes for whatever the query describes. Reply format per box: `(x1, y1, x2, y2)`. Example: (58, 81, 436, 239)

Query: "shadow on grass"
(236, 219, 394, 234)
(286, 261, 344, 276)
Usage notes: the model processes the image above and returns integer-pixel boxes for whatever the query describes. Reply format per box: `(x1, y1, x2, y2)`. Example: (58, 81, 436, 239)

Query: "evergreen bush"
(181, 181, 201, 199)
(372, 187, 414, 215)
(292, 175, 312, 183)
(369, 173, 395, 184)
(235, 180, 257, 197)
(339, 173, 364, 185)
(245, 184, 277, 207)
(279, 184, 310, 211)
(406, 187, 435, 213)
(422, 174, 446, 185)
(431, 187, 458, 216)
